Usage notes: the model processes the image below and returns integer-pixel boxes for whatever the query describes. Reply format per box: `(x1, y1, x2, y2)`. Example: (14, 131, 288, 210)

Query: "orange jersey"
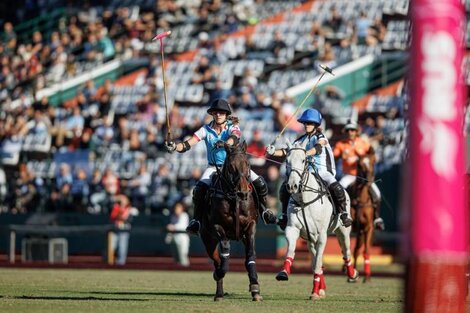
(333, 137, 371, 176)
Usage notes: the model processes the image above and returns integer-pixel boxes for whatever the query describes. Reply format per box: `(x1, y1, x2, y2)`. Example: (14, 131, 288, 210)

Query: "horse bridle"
(286, 147, 326, 245)
(286, 147, 309, 191)
(216, 150, 251, 202)
(287, 147, 323, 195)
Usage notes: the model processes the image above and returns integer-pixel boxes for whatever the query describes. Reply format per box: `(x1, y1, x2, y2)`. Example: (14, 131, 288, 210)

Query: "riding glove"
(165, 141, 177, 153)
(215, 140, 225, 149)
(266, 145, 276, 156)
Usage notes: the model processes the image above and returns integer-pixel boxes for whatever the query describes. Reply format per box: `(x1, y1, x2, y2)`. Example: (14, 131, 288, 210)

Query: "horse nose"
(287, 183, 297, 193)
(237, 191, 248, 200)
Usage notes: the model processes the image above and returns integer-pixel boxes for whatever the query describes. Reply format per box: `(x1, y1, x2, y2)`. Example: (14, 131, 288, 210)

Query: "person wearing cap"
(165, 98, 277, 234)
(333, 121, 384, 230)
(266, 108, 353, 229)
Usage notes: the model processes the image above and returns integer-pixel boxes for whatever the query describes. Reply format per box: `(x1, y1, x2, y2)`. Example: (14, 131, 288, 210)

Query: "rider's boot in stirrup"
(329, 182, 353, 228)
(277, 182, 290, 231)
(186, 182, 208, 235)
(370, 187, 385, 231)
(252, 177, 277, 225)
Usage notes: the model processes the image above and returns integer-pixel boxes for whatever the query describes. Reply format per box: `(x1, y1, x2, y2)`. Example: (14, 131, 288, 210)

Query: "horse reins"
(214, 149, 252, 240)
(287, 147, 328, 245)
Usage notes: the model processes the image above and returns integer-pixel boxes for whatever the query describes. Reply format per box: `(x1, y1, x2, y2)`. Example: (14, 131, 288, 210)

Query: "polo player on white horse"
(266, 108, 353, 229)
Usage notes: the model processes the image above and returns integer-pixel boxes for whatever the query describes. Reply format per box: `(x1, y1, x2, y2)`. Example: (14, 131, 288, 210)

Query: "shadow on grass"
(11, 295, 149, 301)
(79, 290, 219, 297)
(75, 291, 249, 299)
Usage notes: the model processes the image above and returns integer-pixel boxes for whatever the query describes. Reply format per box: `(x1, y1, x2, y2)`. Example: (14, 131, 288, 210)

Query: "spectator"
(102, 167, 120, 208)
(89, 169, 106, 214)
(165, 201, 190, 267)
(354, 11, 377, 46)
(13, 166, 41, 214)
(265, 165, 282, 214)
(246, 129, 266, 169)
(122, 163, 151, 212)
(323, 6, 344, 34)
(109, 194, 137, 265)
(70, 167, 90, 212)
(269, 30, 287, 60)
(49, 163, 74, 212)
(149, 163, 179, 213)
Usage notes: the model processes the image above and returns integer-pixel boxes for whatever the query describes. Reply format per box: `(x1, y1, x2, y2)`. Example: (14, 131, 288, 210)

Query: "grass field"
(0, 268, 404, 313)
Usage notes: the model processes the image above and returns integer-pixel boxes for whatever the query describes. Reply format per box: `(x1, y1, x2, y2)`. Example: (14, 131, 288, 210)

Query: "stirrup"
(262, 210, 277, 225)
(186, 219, 201, 234)
(340, 213, 353, 228)
(374, 217, 385, 231)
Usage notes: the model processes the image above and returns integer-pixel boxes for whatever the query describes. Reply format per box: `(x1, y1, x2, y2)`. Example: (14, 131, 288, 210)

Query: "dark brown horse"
(200, 141, 262, 301)
(350, 151, 376, 282)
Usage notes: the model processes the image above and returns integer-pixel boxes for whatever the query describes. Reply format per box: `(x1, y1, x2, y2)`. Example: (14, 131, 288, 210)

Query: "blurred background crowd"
(0, 0, 464, 219)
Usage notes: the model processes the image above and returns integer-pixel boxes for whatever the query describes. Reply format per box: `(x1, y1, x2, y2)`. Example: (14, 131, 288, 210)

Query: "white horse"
(275, 142, 358, 300)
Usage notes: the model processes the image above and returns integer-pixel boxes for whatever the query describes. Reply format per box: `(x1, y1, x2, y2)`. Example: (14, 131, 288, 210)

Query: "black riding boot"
(369, 187, 385, 231)
(186, 182, 209, 234)
(252, 177, 277, 224)
(277, 182, 290, 231)
(329, 182, 353, 227)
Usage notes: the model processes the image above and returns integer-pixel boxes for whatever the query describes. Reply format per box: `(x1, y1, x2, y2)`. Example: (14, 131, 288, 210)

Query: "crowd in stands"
(0, 0, 439, 216)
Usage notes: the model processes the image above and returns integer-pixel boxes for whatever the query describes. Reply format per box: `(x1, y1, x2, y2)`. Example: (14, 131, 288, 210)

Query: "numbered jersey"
(194, 121, 241, 166)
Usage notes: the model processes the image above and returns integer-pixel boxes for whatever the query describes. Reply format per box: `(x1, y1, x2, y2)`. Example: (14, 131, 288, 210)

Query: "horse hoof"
(214, 296, 224, 301)
(309, 293, 321, 301)
(276, 271, 289, 281)
(363, 275, 371, 283)
(347, 269, 359, 283)
(319, 289, 326, 298)
(252, 294, 263, 301)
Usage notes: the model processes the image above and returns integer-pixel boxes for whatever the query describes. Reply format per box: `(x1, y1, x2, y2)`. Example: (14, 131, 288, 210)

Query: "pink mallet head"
(152, 30, 172, 41)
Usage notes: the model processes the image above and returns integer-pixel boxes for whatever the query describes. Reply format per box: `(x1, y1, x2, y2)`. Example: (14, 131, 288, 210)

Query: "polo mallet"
(271, 64, 335, 145)
(152, 30, 172, 142)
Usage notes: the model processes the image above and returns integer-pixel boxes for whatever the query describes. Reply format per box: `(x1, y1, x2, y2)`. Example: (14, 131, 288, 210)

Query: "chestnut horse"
(200, 141, 262, 301)
(350, 152, 376, 282)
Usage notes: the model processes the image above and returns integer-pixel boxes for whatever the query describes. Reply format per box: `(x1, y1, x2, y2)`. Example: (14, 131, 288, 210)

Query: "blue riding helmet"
(297, 109, 322, 125)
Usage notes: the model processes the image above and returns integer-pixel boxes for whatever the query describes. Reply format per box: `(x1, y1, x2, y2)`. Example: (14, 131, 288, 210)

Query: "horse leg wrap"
(343, 258, 356, 278)
(312, 273, 322, 295)
(364, 254, 371, 276)
(283, 257, 293, 274)
(319, 273, 326, 291)
(249, 283, 260, 293)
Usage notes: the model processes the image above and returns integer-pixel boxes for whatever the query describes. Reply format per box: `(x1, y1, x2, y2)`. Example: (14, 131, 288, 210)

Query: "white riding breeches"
(200, 166, 259, 185)
(339, 174, 381, 199)
(317, 170, 337, 186)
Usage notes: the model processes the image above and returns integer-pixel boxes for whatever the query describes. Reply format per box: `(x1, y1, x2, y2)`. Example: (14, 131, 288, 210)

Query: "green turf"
(0, 268, 403, 313)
